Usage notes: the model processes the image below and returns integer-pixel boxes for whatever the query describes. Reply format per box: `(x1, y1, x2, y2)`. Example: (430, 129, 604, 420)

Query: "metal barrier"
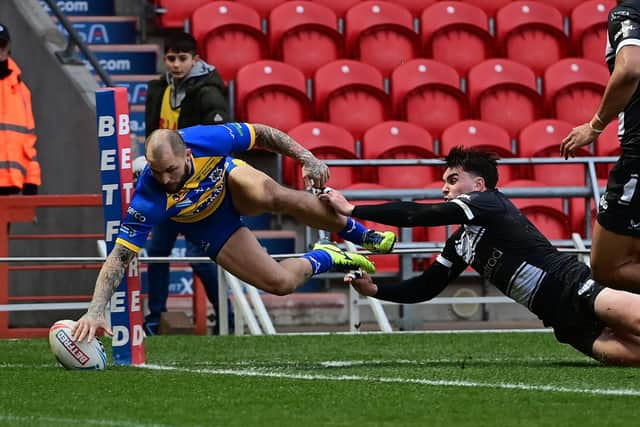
(0, 195, 211, 338)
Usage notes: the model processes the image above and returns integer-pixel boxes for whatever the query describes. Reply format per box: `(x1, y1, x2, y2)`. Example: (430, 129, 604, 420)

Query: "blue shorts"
(168, 157, 245, 260)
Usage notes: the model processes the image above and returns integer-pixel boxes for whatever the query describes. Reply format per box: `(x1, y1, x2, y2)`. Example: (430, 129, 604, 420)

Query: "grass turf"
(2, 332, 639, 426)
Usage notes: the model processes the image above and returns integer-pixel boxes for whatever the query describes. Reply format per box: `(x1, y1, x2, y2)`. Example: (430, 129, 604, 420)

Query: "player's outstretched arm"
(320, 188, 467, 227)
(253, 124, 329, 189)
(72, 243, 136, 343)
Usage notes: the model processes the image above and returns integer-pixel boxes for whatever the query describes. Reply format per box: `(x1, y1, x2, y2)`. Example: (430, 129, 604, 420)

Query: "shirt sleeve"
(609, 5, 640, 55)
(178, 123, 256, 156)
(114, 186, 163, 253)
(352, 201, 469, 227)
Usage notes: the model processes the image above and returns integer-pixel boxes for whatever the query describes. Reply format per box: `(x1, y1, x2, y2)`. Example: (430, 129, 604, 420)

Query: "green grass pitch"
(2, 332, 639, 426)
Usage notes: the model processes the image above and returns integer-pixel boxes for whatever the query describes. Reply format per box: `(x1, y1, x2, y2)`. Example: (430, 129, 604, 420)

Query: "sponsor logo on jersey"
(127, 206, 146, 223)
(621, 19, 636, 38)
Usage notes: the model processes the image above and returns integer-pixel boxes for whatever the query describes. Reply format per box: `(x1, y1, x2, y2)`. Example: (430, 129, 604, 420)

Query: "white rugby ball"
(48, 319, 107, 370)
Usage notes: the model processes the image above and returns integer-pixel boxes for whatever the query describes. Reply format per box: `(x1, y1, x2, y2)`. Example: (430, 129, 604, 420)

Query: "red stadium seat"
(395, 0, 438, 17)
(314, 60, 390, 139)
(191, 2, 267, 82)
(463, 0, 511, 17)
(537, 0, 584, 16)
(596, 119, 620, 179)
(314, 0, 363, 18)
(518, 120, 589, 184)
(362, 121, 438, 187)
(467, 59, 542, 137)
(571, 178, 606, 235)
(155, 0, 210, 29)
(596, 120, 620, 157)
(441, 120, 519, 182)
(503, 180, 572, 240)
(518, 119, 574, 157)
(544, 58, 609, 125)
(235, 61, 310, 132)
(235, 0, 287, 18)
(286, 122, 357, 188)
(391, 59, 467, 139)
(343, 183, 400, 272)
(344, 1, 420, 76)
(571, 0, 615, 64)
(269, 2, 343, 78)
(421, 2, 493, 76)
(496, 1, 568, 76)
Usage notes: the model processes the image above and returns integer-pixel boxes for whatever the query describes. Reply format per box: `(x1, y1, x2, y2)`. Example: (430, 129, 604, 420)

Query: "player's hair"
(145, 129, 186, 158)
(164, 31, 198, 55)
(444, 145, 499, 189)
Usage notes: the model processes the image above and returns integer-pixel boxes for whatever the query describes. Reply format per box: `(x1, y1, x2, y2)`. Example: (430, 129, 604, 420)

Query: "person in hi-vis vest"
(0, 22, 40, 196)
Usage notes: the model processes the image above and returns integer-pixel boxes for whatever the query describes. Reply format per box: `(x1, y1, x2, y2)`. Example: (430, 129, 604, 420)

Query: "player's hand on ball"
(344, 270, 378, 297)
(318, 188, 355, 216)
(72, 312, 113, 343)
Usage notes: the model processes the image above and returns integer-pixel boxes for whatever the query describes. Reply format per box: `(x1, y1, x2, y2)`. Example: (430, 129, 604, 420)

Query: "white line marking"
(0, 415, 172, 427)
(277, 329, 553, 336)
(139, 364, 640, 397)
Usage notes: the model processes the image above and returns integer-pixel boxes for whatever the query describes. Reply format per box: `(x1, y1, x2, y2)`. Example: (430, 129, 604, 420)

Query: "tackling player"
(322, 146, 640, 366)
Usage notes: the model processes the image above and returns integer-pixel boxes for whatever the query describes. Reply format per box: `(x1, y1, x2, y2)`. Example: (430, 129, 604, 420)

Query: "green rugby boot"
(361, 230, 396, 254)
(313, 241, 376, 274)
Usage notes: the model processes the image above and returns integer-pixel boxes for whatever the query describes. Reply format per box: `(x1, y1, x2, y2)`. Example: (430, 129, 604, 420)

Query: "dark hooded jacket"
(145, 60, 229, 136)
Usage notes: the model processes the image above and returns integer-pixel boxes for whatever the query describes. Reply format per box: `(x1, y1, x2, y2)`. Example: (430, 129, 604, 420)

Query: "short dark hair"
(164, 31, 198, 55)
(444, 145, 500, 189)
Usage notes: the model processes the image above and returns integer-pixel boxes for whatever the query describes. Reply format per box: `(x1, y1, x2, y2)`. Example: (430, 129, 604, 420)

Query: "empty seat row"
(235, 58, 609, 139)
(154, 0, 614, 80)
(281, 119, 619, 190)
(153, 0, 610, 25)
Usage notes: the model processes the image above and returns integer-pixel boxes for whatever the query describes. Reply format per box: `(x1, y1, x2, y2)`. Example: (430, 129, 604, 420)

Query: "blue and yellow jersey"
(115, 122, 256, 253)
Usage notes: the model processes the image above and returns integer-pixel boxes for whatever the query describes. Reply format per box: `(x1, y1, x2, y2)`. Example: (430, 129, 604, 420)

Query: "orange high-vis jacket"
(0, 57, 41, 189)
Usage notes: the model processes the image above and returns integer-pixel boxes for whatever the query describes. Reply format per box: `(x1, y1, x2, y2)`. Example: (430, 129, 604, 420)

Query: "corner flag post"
(96, 87, 145, 365)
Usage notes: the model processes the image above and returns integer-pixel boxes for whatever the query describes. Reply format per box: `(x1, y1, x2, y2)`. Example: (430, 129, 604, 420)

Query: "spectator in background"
(0, 23, 40, 196)
(144, 31, 230, 335)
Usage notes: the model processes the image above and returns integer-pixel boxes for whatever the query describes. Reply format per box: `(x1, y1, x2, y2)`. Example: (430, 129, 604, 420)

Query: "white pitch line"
(139, 364, 640, 397)
(0, 414, 173, 427)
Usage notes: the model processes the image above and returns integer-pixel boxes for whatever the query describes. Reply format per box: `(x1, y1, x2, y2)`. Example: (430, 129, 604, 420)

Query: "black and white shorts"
(598, 155, 640, 237)
(550, 278, 606, 357)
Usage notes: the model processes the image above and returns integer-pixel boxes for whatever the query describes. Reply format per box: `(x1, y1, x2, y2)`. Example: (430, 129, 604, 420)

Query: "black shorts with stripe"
(542, 276, 606, 357)
(598, 154, 640, 237)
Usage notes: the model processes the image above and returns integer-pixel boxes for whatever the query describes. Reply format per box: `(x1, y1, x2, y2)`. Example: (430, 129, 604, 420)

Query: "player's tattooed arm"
(253, 124, 329, 188)
(86, 244, 136, 318)
(253, 124, 315, 163)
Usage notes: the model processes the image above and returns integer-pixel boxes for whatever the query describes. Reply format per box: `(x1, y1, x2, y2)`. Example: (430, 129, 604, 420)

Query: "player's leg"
(226, 160, 395, 253)
(214, 227, 375, 295)
(591, 156, 640, 292)
(591, 222, 640, 292)
(593, 287, 640, 337)
(590, 287, 640, 365)
(591, 329, 640, 366)
(145, 222, 180, 335)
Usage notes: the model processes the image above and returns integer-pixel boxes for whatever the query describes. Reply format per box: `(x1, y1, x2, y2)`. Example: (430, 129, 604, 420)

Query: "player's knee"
(249, 268, 296, 295)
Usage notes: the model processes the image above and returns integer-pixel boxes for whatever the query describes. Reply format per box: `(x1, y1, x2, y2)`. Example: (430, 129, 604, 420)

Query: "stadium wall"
(1, 0, 103, 326)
